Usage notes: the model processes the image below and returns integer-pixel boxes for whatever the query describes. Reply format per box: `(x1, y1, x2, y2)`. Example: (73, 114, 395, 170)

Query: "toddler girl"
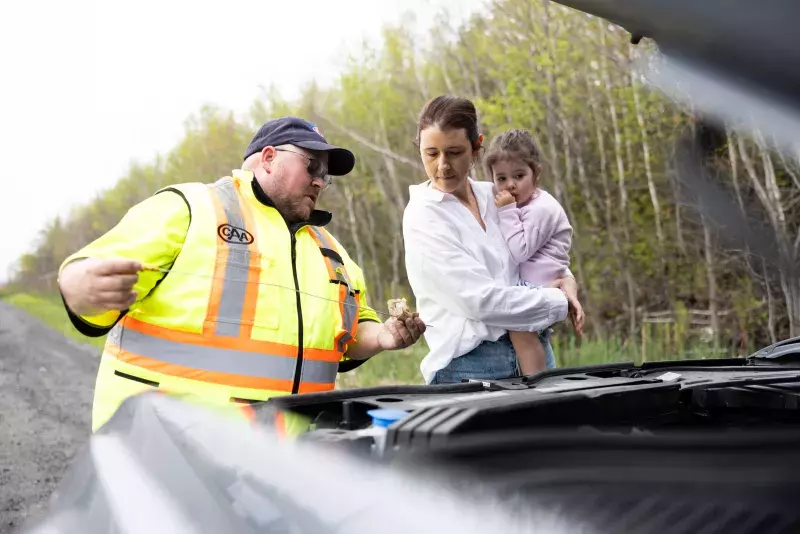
(485, 129, 578, 374)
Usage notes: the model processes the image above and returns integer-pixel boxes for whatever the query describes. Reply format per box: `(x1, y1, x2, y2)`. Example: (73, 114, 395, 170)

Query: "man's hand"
(59, 258, 142, 316)
(494, 190, 516, 208)
(377, 313, 426, 350)
(346, 314, 427, 360)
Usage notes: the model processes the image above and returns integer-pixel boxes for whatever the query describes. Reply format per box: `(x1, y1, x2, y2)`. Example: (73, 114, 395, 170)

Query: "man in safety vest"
(57, 116, 426, 432)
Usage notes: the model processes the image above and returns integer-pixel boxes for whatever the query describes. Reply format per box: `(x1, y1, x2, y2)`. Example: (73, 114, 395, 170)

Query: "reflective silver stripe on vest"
(115, 327, 338, 385)
(210, 177, 256, 338)
(308, 227, 359, 352)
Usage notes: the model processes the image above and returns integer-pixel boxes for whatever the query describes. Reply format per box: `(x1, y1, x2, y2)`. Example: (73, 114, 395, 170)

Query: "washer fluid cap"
(367, 409, 409, 428)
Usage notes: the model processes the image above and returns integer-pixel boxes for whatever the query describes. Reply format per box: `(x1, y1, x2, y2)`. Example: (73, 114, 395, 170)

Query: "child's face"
(491, 159, 537, 203)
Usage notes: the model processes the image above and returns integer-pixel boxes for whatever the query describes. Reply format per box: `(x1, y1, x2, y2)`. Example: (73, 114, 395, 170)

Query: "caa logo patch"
(218, 224, 254, 244)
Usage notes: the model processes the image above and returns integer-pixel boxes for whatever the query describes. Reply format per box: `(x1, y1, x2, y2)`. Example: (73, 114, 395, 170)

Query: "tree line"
(11, 0, 800, 353)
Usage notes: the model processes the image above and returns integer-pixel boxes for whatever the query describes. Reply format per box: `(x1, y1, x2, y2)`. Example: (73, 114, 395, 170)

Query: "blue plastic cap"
(367, 409, 409, 428)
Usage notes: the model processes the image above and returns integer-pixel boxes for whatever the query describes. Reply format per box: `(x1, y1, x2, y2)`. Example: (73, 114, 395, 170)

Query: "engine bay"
(259, 361, 800, 533)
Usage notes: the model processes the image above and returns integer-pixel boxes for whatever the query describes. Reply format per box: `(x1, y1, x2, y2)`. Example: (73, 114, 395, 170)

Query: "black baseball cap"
(243, 117, 356, 176)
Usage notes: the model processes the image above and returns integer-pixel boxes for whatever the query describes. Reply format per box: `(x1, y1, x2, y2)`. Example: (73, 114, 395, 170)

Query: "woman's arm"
(403, 214, 568, 333)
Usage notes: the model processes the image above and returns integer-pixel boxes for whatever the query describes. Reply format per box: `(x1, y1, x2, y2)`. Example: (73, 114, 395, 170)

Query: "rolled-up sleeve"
(404, 213, 568, 333)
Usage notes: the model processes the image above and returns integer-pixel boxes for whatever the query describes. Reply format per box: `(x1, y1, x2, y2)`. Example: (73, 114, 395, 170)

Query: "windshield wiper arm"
(684, 372, 800, 391)
(747, 336, 800, 364)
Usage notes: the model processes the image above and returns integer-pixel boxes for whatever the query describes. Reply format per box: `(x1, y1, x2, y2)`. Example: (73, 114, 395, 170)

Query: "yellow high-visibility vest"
(83, 171, 371, 431)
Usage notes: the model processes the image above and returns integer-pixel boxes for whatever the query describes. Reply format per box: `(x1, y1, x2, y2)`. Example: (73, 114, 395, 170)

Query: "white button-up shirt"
(402, 178, 569, 384)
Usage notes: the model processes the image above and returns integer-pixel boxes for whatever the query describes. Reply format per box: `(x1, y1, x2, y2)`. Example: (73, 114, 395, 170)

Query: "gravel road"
(0, 301, 97, 533)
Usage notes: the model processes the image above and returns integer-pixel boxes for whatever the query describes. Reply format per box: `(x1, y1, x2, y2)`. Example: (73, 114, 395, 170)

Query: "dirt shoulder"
(0, 301, 98, 533)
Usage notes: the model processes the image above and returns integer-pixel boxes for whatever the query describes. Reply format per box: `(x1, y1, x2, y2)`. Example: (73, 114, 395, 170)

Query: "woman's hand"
(549, 276, 585, 336)
(567, 299, 585, 337)
(494, 190, 516, 208)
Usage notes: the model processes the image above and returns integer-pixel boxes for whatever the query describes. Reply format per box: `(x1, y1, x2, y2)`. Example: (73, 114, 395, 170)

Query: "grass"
(336, 343, 428, 389)
(2, 291, 106, 350)
(552, 327, 746, 368)
(1, 291, 745, 389)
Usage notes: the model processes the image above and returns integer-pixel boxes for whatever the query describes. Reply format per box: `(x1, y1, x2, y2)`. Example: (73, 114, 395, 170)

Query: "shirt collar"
(232, 168, 332, 228)
(408, 176, 480, 204)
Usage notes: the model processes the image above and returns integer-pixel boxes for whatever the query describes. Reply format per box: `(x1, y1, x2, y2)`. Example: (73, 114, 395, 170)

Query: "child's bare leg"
(508, 330, 546, 375)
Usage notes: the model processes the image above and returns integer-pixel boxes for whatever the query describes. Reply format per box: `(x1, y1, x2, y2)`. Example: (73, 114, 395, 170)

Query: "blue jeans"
(430, 330, 556, 385)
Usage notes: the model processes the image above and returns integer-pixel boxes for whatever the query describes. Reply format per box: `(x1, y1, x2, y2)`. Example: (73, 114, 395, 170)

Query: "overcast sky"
(0, 0, 487, 282)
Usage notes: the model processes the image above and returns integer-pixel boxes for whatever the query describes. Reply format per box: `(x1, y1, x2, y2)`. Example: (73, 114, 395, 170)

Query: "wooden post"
(641, 322, 647, 363)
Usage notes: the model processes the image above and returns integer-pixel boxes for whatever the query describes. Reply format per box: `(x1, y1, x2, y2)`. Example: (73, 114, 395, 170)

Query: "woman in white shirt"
(403, 95, 583, 384)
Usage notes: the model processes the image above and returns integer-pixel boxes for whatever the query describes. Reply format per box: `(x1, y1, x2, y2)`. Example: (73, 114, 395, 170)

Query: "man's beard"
(273, 193, 313, 223)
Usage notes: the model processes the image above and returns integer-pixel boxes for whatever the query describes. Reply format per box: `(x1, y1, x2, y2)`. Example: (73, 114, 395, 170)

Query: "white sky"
(0, 0, 488, 282)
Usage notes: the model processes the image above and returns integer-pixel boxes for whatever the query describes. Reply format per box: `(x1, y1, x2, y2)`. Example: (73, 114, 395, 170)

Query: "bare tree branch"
(312, 111, 424, 172)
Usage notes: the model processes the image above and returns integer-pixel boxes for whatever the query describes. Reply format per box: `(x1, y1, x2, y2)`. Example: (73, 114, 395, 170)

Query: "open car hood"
(18, 392, 574, 534)
(552, 0, 800, 157)
(553, 0, 800, 107)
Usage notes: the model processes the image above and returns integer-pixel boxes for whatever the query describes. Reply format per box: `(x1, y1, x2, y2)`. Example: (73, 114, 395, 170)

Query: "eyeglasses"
(275, 147, 333, 188)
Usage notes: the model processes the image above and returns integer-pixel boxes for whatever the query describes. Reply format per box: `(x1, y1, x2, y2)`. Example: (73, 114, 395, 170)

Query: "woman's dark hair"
(415, 95, 481, 150)
(483, 129, 542, 180)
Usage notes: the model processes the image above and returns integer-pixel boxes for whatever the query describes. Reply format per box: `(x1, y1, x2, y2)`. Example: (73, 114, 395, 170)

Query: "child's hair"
(415, 95, 481, 151)
(484, 129, 542, 183)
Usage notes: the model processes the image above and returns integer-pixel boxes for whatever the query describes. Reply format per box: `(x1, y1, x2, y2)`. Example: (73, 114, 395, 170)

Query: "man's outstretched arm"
(57, 190, 190, 335)
(345, 315, 426, 360)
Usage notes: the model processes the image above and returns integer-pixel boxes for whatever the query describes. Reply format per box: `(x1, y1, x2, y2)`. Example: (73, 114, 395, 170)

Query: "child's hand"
(495, 190, 515, 208)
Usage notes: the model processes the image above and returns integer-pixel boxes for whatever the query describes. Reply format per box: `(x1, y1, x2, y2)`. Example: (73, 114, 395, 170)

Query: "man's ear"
(260, 146, 277, 173)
